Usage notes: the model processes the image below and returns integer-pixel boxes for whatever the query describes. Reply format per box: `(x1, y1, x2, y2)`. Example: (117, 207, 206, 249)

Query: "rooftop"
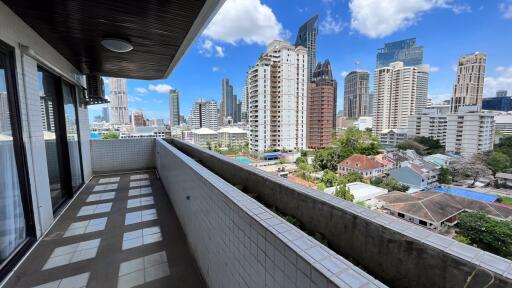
(338, 154, 382, 170)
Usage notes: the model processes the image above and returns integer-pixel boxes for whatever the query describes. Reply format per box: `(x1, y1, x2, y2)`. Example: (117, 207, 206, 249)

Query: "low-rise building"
(423, 153, 454, 168)
(324, 182, 387, 204)
(495, 113, 512, 135)
(192, 127, 218, 148)
(355, 116, 373, 131)
(389, 160, 439, 189)
(496, 173, 512, 188)
(445, 109, 495, 158)
(337, 154, 384, 179)
(380, 129, 408, 147)
(377, 191, 512, 230)
(217, 127, 248, 147)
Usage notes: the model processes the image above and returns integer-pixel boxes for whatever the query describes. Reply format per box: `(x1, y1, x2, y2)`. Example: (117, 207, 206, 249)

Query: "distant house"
(380, 129, 408, 147)
(377, 191, 512, 230)
(337, 154, 384, 179)
(496, 173, 512, 188)
(374, 153, 403, 173)
(192, 127, 217, 148)
(324, 182, 388, 203)
(389, 160, 439, 190)
(423, 154, 454, 168)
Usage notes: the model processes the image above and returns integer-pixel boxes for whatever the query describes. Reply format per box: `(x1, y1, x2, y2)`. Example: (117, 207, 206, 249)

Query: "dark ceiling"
(2, 0, 208, 79)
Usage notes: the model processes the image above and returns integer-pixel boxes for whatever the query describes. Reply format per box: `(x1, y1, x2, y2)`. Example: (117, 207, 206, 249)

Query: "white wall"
(0, 2, 91, 237)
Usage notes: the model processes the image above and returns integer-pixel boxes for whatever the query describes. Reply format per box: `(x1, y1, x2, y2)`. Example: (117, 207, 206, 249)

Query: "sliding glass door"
(38, 68, 84, 212)
(0, 40, 34, 277)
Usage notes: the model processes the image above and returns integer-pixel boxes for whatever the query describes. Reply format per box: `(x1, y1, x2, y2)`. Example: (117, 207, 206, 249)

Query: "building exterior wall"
(190, 99, 218, 130)
(482, 96, 512, 112)
(109, 78, 129, 125)
(343, 71, 370, 118)
(248, 40, 307, 154)
(445, 112, 495, 157)
(192, 132, 218, 148)
(169, 89, 180, 126)
(450, 52, 486, 113)
(376, 38, 424, 69)
(218, 132, 247, 147)
(407, 114, 448, 145)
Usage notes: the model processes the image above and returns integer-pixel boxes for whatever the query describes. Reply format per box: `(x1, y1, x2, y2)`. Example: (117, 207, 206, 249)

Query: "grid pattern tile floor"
(3, 171, 205, 288)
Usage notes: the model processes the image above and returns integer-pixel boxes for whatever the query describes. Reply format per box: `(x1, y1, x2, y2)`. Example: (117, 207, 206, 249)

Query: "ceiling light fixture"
(101, 38, 133, 53)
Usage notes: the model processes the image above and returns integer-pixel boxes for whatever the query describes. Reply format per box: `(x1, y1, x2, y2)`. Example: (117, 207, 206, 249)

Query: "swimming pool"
(234, 157, 253, 164)
(433, 187, 498, 203)
(90, 132, 103, 139)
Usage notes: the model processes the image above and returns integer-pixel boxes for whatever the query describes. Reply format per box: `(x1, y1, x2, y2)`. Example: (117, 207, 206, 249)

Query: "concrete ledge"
(169, 139, 512, 288)
(90, 138, 155, 174)
(156, 139, 385, 288)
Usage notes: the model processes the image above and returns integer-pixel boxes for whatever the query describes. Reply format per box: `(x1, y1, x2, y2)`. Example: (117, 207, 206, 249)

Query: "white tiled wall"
(1, 2, 91, 237)
(90, 139, 156, 174)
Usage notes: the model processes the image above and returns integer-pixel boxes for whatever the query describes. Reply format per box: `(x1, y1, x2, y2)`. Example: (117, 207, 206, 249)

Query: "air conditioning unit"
(83, 74, 108, 105)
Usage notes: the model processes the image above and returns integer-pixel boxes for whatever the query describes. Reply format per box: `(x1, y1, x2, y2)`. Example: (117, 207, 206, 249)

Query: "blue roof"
(263, 153, 281, 157)
(433, 187, 498, 203)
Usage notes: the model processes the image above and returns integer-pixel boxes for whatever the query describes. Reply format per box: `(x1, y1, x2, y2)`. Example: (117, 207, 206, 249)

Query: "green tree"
(486, 151, 511, 174)
(450, 154, 492, 186)
(457, 212, 512, 259)
(414, 136, 444, 154)
(396, 140, 427, 155)
(295, 156, 307, 165)
(102, 132, 119, 139)
(495, 136, 512, 160)
(319, 170, 338, 187)
(342, 171, 364, 183)
(296, 162, 315, 181)
(438, 167, 451, 184)
(334, 182, 354, 201)
(316, 183, 326, 191)
(378, 177, 409, 192)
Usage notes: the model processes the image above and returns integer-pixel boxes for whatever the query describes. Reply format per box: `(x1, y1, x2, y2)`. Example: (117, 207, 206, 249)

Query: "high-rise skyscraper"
(295, 15, 318, 82)
(373, 61, 429, 134)
(190, 98, 218, 130)
(376, 38, 424, 69)
(307, 60, 336, 149)
(343, 71, 370, 119)
(0, 92, 10, 133)
(169, 89, 180, 127)
(109, 78, 129, 125)
(450, 52, 487, 113)
(221, 78, 235, 123)
(247, 40, 308, 153)
(102, 107, 110, 123)
(241, 85, 249, 123)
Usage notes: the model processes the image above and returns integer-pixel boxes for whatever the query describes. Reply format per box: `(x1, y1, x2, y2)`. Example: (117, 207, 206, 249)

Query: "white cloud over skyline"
(148, 84, 173, 94)
(485, 65, 512, 97)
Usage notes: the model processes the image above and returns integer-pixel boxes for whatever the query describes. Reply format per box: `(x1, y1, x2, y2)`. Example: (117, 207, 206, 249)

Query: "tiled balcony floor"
(3, 171, 206, 288)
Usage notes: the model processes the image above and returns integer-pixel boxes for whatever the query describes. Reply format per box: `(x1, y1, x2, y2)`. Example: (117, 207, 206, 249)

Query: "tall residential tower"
(247, 40, 308, 153)
(190, 98, 218, 130)
(169, 89, 180, 127)
(109, 78, 129, 125)
(450, 52, 487, 113)
(295, 15, 318, 82)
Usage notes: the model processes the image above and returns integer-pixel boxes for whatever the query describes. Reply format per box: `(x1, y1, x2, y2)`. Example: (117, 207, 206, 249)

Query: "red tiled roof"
(339, 154, 383, 170)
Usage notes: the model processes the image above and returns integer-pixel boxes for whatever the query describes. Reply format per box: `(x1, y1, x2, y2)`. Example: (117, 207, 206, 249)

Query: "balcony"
(5, 138, 511, 288)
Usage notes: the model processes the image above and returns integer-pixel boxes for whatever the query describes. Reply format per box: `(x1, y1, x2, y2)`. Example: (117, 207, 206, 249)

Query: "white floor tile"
(127, 197, 154, 209)
(64, 217, 107, 237)
(43, 239, 100, 270)
(128, 187, 152, 197)
(77, 203, 112, 216)
(98, 177, 120, 184)
(32, 272, 90, 288)
(117, 251, 169, 288)
(86, 192, 115, 202)
(130, 174, 149, 180)
(93, 183, 118, 192)
(129, 180, 150, 187)
(124, 209, 157, 225)
(122, 227, 161, 250)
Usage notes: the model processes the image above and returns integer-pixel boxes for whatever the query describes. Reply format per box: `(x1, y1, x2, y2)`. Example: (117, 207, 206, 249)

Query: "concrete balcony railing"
(89, 138, 512, 288)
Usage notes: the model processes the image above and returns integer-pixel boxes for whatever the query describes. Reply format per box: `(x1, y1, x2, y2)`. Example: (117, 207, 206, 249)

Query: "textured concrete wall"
(90, 139, 155, 174)
(170, 139, 512, 288)
(156, 139, 384, 288)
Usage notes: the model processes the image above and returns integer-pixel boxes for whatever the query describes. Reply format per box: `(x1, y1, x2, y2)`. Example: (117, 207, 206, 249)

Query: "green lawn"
(501, 196, 512, 205)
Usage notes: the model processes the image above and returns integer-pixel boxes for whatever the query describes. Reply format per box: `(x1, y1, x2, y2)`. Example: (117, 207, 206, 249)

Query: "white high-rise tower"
(109, 78, 129, 125)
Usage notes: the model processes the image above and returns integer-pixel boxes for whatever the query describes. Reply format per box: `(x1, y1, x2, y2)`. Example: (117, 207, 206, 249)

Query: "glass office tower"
(376, 38, 424, 68)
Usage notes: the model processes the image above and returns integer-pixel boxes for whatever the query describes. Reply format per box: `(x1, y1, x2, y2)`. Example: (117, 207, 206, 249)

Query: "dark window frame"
(0, 39, 36, 281)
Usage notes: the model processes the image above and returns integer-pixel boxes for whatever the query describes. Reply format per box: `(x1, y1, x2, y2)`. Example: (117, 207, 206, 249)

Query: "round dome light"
(101, 38, 133, 53)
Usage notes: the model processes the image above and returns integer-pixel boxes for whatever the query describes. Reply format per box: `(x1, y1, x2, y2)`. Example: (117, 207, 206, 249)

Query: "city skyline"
(87, 0, 512, 123)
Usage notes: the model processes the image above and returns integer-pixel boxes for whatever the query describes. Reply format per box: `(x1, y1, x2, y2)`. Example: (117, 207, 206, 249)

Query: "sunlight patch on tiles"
(77, 203, 112, 216)
(125, 209, 157, 225)
(117, 251, 169, 288)
(86, 192, 115, 202)
(130, 174, 149, 180)
(129, 180, 150, 187)
(42, 239, 100, 270)
(98, 177, 120, 184)
(127, 196, 154, 209)
(93, 183, 118, 192)
(122, 226, 162, 250)
(32, 272, 90, 288)
(128, 187, 152, 197)
(64, 217, 108, 237)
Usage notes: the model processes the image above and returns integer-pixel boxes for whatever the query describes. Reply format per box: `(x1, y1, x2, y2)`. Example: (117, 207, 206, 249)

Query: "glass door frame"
(0, 40, 36, 280)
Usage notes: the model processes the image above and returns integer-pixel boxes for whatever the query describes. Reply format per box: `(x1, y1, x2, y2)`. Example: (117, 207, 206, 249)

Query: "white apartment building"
(247, 40, 308, 154)
(190, 98, 218, 130)
(495, 113, 512, 136)
(407, 106, 449, 145)
(373, 61, 429, 134)
(217, 127, 248, 147)
(355, 116, 373, 131)
(110, 78, 129, 125)
(380, 129, 408, 147)
(450, 52, 486, 113)
(192, 127, 218, 148)
(445, 110, 495, 157)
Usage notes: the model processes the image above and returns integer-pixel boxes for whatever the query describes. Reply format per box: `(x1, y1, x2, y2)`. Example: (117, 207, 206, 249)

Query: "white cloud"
(341, 71, 349, 77)
(485, 65, 512, 97)
(203, 0, 288, 45)
(148, 84, 173, 94)
(319, 11, 345, 35)
(452, 64, 458, 72)
(212, 66, 220, 72)
(500, 1, 512, 19)
(135, 88, 148, 93)
(430, 66, 440, 72)
(128, 95, 143, 102)
(428, 93, 451, 103)
(199, 39, 225, 57)
(349, 0, 467, 38)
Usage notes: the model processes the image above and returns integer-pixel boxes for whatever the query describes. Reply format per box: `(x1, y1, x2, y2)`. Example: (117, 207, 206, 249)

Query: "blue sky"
(88, 0, 512, 123)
